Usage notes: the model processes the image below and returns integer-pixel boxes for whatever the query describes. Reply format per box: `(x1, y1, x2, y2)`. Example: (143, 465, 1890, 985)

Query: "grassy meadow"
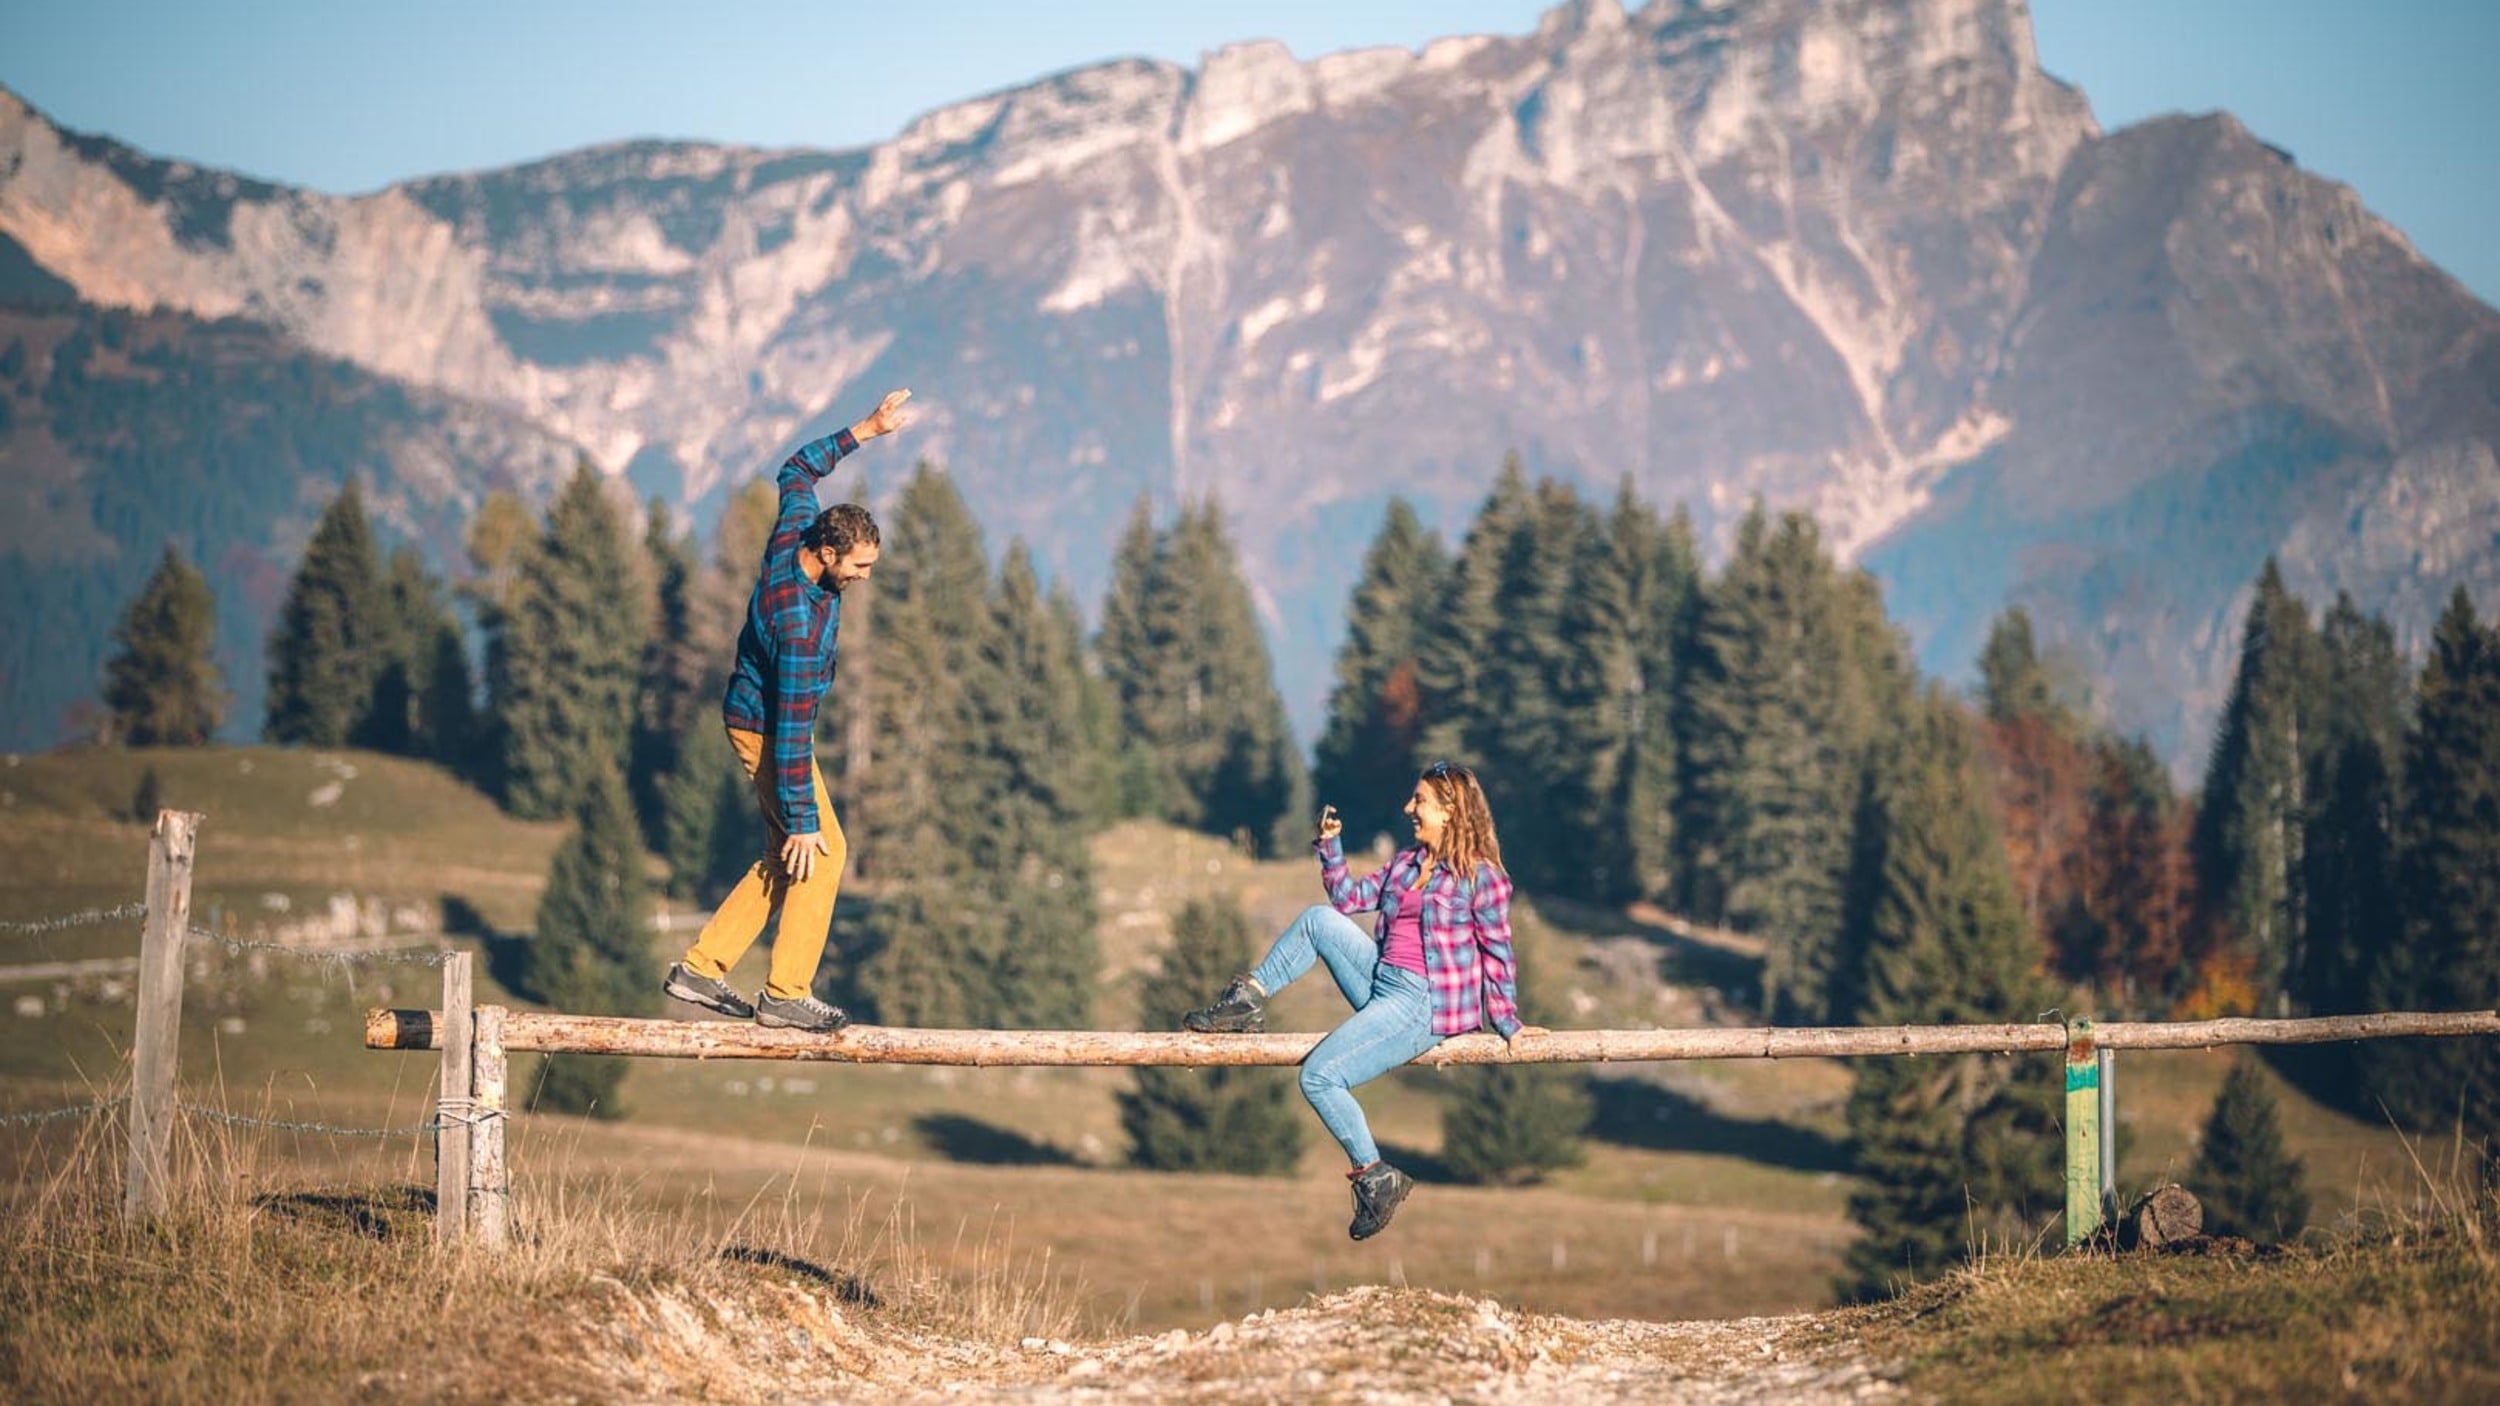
(0, 744, 2476, 1349)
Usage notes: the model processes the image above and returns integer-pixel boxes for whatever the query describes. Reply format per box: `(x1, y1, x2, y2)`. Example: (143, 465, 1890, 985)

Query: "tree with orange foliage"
(1974, 608, 2094, 973)
(2057, 736, 2197, 1014)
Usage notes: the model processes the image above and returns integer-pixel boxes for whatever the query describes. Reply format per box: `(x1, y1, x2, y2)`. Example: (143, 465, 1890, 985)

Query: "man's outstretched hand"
(781, 830, 831, 884)
(852, 388, 913, 442)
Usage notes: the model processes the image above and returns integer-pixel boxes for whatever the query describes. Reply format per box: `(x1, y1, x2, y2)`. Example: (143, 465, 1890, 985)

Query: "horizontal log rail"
(365, 1007, 2500, 1067)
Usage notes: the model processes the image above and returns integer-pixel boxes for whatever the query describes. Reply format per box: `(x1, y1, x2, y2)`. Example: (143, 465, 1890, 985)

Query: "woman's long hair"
(1421, 762, 1504, 879)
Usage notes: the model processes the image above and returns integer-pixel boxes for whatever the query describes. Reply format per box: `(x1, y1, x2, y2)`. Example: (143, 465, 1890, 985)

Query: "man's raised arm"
(777, 388, 915, 496)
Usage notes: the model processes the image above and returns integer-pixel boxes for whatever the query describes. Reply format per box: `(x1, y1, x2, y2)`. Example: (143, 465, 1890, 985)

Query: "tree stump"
(2120, 1183, 2202, 1250)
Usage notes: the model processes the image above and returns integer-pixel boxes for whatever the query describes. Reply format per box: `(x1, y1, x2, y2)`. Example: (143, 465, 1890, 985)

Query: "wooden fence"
(66, 807, 2499, 1255)
(367, 992, 2500, 1250)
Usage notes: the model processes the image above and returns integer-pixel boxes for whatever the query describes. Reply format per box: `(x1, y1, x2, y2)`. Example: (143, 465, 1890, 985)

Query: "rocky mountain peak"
(1, 0, 2492, 767)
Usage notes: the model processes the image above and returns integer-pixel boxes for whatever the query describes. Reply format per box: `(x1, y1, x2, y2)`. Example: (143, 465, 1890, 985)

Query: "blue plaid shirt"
(721, 427, 858, 834)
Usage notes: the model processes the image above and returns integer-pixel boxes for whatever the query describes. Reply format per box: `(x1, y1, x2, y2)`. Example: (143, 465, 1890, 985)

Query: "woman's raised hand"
(1315, 803, 1342, 844)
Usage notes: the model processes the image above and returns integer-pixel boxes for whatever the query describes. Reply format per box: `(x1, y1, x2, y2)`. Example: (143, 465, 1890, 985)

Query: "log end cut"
(2120, 1183, 2204, 1250)
(365, 1008, 438, 1050)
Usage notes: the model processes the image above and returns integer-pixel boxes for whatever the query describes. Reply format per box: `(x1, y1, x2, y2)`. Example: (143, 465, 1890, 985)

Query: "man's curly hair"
(802, 503, 880, 559)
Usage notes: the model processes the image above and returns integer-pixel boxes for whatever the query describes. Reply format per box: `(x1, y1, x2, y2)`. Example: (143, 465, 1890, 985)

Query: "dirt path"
(812, 1288, 1899, 1405)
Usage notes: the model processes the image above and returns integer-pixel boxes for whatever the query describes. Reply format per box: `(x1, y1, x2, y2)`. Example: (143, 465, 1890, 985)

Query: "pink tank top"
(1381, 878, 1427, 975)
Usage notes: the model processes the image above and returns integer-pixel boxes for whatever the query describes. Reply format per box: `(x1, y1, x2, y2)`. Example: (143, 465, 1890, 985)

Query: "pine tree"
(852, 465, 1014, 1026)
(1608, 492, 1701, 905)
(461, 490, 537, 795)
(492, 463, 650, 820)
(101, 545, 224, 746)
(354, 547, 469, 761)
(2363, 588, 2500, 1139)
(2192, 560, 2322, 1011)
(1095, 496, 1175, 818)
(2300, 594, 2407, 1017)
(1414, 459, 1531, 767)
(676, 478, 780, 849)
(2189, 1056, 2312, 1244)
(1977, 607, 2059, 727)
(1437, 902, 1590, 1183)
(691, 479, 779, 680)
(1060, 585, 1130, 828)
(354, 547, 424, 755)
(655, 707, 742, 902)
(517, 756, 655, 1118)
(971, 542, 1101, 1029)
(1173, 500, 1309, 855)
(1313, 499, 1448, 854)
(1681, 508, 1906, 1019)
(1099, 497, 1307, 855)
(631, 501, 707, 848)
(1840, 691, 2060, 1299)
(265, 480, 382, 746)
(1481, 480, 1608, 893)
(419, 618, 479, 772)
(1119, 896, 1305, 1173)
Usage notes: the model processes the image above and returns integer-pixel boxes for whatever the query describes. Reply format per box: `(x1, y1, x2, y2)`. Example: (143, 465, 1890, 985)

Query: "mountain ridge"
(2, 0, 2494, 763)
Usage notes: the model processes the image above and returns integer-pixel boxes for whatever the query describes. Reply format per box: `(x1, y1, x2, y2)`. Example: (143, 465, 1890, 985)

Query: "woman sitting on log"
(1181, 760, 1543, 1240)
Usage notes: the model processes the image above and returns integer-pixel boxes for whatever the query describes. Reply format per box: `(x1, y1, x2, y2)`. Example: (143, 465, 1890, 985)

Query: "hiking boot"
(1347, 1161, 1413, 1241)
(1181, 974, 1267, 1034)
(663, 962, 755, 1020)
(755, 991, 850, 1033)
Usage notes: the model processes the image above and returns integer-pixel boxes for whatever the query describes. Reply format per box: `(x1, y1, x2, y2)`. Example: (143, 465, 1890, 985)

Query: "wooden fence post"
(2064, 1017, 2102, 1248)
(435, 951, 474, 1248)
(2098, 1046, 2118, 1227)
(124, 809, 201, 1223)
(471, 1005, 509, 1248)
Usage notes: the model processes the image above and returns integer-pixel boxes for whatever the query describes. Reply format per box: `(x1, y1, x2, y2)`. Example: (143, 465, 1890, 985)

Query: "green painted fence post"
(2064, 1017, 2102, 1248)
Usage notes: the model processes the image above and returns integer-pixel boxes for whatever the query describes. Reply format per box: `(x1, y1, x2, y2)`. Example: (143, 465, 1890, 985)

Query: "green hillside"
(0, 744, 2462, 1332)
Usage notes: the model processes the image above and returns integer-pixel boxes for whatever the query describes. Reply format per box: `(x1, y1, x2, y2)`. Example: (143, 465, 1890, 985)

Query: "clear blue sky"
(2, 1, 2493, 306)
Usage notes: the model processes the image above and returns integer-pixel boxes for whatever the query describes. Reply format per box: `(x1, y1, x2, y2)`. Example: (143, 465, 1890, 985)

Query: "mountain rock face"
(1864, 111, 2500, 752)
(0, 295, 584, 740)
(2, 0, 2494, 761)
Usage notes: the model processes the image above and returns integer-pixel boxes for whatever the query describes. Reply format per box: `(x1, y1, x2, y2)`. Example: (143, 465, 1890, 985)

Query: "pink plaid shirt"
(1316, 837, 1523, 1038)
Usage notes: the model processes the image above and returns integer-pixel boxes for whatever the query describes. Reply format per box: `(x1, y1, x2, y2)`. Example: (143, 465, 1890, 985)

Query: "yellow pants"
(679, 727, 847, 1000)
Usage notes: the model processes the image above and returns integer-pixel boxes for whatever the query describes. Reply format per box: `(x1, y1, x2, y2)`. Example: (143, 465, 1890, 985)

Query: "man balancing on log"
(662, 388, 913, 1033)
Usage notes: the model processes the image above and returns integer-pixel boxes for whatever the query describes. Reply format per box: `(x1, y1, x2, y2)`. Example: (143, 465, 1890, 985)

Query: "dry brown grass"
(1860, 1160, 2500, 1405)
(0, 1103, 1083, 1405)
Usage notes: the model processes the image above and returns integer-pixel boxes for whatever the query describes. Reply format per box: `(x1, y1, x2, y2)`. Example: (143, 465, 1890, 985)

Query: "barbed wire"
(179, 1102, 488, 1140)
(432, 1096, 506, 1132)
(0, 903, 147, 936)
(0, 1096, 126, 1128)
(0, 1094, 505, 1139)
(186, 927, 458, 970)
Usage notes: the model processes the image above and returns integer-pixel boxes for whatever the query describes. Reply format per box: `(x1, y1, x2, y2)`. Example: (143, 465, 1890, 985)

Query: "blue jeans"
(1251, 904, 1442, 1169)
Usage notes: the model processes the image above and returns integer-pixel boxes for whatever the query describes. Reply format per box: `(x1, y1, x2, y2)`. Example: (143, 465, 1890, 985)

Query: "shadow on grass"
(254, 1186, 436, 1243)
(1527, 894, 1764, 1000)
(719, 1245, 881, 1305)
(912, 1113, 1080, 1167)
(1585, 1075, 1851, 1175)
(1372, 1140, 1465, 1185)
(2258, 1041, 2375, 1122)
(442, 893, 539, 1001)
